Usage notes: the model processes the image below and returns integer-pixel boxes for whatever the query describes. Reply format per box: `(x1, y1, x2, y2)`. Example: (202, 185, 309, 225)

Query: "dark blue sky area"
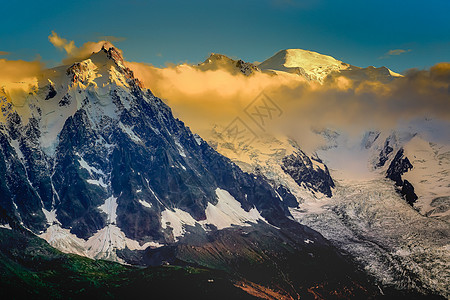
(1, 0, 449, 72)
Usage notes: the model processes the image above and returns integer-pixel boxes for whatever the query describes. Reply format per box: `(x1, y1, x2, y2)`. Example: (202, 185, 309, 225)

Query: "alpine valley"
(0, 45, 448, 299)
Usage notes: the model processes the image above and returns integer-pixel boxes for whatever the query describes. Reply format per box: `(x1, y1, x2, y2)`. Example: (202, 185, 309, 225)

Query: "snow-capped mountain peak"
(66, 46, 142, 89)
(258, 48, 402, 83)
(258, 48, 350, 82)
(25, 46, 145, 155)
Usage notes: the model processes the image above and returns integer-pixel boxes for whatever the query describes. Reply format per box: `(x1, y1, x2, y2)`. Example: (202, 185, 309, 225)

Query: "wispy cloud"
(380, 49, 412, 59)
(48, 31, 76, 54)
(387, 49, 411, 56)
(48, 31, 122, 64)
(0, 51, 9, 56)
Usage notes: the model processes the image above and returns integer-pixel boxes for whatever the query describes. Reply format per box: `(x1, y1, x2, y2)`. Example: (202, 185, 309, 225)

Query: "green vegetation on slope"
(0, 228, 256, 299)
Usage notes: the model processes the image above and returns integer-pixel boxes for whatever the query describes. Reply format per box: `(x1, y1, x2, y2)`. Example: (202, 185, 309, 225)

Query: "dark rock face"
(386, 148, 418, 205)
(281, 151, 335, 197)
(402, 180, 419, 206)
(276, 185, 298, 208)
(48, 87, 289, 242)
(58, 94, 71, 106)
(0, 114, 49, 233)
(235, 59, 260, 75)
(376, 138, 394, 168)
(386, 148, 413, 185)
(45, 84, 57, 100)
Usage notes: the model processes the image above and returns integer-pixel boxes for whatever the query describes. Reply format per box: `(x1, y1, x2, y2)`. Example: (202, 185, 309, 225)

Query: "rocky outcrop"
(281, 151, 335, 197)
(197, 53, 260, 75)
(386, 148, 418, 205)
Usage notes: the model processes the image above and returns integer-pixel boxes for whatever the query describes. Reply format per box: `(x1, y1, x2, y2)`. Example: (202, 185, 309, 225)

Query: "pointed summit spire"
(100, 43, 125, 66)
(64, 44, 143, 89)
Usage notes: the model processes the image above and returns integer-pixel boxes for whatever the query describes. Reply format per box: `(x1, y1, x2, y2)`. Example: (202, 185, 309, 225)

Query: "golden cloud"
(386, 49, 411, 56)
(126, 59, 450, 151)
(0, 58, 43, 106)
(48, 31, 76, 54)
(380, 49, 412, 59)
(48, 31, 121, 65)
(0, 59, 42, 83)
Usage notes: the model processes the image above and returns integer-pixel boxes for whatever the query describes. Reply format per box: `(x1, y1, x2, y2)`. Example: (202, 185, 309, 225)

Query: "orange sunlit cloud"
(126, 59, 450, 150)
(2, 34, 448, 152)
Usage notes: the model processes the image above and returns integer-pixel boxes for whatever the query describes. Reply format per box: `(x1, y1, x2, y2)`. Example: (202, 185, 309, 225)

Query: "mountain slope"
(0, 223, 260, 299)
(258, 48, 402, 83)
(290, 177, 450, 298)
(369, 129, 450, 220)
(0, 46, 294, 260)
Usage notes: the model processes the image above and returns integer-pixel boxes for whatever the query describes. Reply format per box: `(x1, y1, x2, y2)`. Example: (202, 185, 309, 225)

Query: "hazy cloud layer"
(0, 59, 42, 83)
(127, 60, 450, 150)
(0, 58, 43, 103)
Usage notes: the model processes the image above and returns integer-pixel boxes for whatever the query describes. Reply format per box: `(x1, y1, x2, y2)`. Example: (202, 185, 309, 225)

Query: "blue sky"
(1, 0, 449, 72)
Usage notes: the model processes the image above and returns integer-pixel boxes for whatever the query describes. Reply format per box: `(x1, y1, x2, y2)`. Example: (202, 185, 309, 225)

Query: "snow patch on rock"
(119, 122, 142, 143)
(138, 199, 152, 208)
(42, 208, 59, 225)
(160, 188, 266, 240)
(40, 195, 162, 262)
(0, 224, 12, 230)
(205, 188, 265, 230)
(99, 195, 118, 224)
(77, 152, 105, 176)
(161, 208, 197, 238)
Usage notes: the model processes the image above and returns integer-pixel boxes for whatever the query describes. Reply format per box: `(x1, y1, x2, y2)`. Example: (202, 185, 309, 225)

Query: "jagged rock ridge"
(197, 53, 260, 75)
